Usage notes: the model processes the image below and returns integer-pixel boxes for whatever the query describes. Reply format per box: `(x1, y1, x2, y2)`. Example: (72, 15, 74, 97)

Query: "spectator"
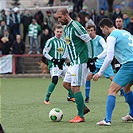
(68, 7, 77, 20)
(44, 10, 56, 33)
(73, 0, 84, 13)
(115, 17, 131, 32)
(6, 7, 21, 40)
(96, 8, 108, 37)
(78, 6, 89, 27)
(127, 16, 133, 35)
(0, 20, 9, 37)
(1, 36, 12, 55)
(40, 28, 52, 53)
(90, 8, 97, 25)
(13, 35, 25, 74)
(112, 5, 123, 26)
(21, 9, 33, 42)
(75, 16, 81, 22)
(3, 29, 13, 47)
(13, 7, 21, 37)
(0, 9, 6, 23)
(85, 14, 95, 29)
(6, 8, 14, 36)
(28, 19, 41, 54)
(34, 6, 44, 26)
(123, 13, 130, 29)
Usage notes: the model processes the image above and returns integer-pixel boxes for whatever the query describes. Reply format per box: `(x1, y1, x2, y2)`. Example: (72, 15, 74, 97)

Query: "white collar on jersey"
(67, 19, 73, 26)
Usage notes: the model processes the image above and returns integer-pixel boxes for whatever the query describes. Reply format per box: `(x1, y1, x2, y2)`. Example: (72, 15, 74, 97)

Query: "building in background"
(1, 0, 133, 14)
(0, 0, 6, 9)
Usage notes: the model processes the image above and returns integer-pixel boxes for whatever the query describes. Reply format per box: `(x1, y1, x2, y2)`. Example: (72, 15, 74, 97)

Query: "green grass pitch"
(0, 77, 133, 133)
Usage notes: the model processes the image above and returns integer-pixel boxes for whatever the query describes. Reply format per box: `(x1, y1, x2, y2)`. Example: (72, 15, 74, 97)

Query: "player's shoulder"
(46, 37, 55, 44)
(60, 37, 65, 42)
(93, 35, 103, 41)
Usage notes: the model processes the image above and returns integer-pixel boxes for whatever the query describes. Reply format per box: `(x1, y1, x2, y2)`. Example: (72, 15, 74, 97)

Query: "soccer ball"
(49, 108, 63, 122)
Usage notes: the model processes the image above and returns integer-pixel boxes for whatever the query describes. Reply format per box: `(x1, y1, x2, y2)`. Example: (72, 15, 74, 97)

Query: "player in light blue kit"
(85, 25, 114, 103)
(93, 18, 133, 126)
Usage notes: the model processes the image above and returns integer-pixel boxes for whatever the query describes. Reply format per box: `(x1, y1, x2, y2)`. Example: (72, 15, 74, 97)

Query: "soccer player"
(93, 18, 133, 126)
(43, 24, 75, 105)
(84, 25, 114, 103)
(56, 8, 93, 123)
(115, 17, 130, 96)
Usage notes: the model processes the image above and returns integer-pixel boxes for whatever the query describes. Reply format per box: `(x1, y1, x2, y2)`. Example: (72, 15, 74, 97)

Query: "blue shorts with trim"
(113, 61, 133, 87)
(94, 64, 114, 78)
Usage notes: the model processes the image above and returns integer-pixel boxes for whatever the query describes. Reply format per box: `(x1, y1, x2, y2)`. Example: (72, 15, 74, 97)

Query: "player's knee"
(87, 73, 93, 80)
(63, 81, 70, 89)
(52, 76, 58, 85)
(108, 86, 118, 96)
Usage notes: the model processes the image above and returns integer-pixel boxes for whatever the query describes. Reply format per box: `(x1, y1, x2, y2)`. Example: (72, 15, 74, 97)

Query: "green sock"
(45, 83, 56, 101)
(74, 92, 84, 118)
(68, 88, 74, 98)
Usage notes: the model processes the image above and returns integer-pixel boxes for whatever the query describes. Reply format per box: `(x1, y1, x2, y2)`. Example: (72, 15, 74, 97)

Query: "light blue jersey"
(92, 35, 114, 78)
(110, 29, 133, 64)
(93, 35, 105, 66)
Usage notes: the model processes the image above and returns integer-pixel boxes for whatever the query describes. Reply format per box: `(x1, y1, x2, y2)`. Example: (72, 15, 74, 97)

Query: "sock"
(85, 80, 90, 98)
(120, 88, 125, 97)
(125, 91, 133, 117)
(45, 83, 56, 101)
(74, 92, 84, 118)
(68, 88, 74, 98)
(105, 95, 116, 122)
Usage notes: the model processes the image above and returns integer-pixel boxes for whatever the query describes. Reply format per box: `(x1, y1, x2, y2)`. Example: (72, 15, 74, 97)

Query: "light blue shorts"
(113, 62, 133, 87)
(94, 64, 114, 78)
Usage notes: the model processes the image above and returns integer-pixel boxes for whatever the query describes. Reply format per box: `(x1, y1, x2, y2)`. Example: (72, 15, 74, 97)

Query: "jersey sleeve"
(43, 40, 53, 60)
(97, 37, 107, 59)
(98, 36, 115, 76)
(87, 40, 94, 58)
(73, 21, 91, 43)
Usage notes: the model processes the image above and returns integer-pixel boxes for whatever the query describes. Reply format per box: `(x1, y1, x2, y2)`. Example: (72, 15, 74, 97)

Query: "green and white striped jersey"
(64, 20, 90, 65)
(43, 36, 66, 69)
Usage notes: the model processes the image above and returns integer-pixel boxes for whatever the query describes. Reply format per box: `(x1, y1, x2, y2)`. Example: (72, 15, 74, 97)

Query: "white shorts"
(63, 63, 88, 86)
(50, 66, 68, 78)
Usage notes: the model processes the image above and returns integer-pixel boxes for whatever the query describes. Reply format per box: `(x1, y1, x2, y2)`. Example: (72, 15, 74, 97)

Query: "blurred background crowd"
(0, 0, 133, 74)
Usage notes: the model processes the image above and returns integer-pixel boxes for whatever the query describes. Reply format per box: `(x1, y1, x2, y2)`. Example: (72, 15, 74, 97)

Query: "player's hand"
(58, 59, 65, 70)
(51, 58, 58, 65)
(93, 73, 100, 81)
(94, 57, 98, 62)
(87, 58, 96, 72)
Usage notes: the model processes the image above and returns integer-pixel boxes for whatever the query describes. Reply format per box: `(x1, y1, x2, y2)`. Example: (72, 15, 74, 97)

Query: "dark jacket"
(13, 40, 25, 54)
(21, 14, 33, 27)
(126, 22, 133, 35)
(1, 41, 12, 55)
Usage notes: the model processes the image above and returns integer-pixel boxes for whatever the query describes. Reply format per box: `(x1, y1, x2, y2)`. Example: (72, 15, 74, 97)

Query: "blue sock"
(85, 81, 90, 98)
(120, 88, 125, 97)
(125, 91, 133, 117)
(105, 95, 116, 122)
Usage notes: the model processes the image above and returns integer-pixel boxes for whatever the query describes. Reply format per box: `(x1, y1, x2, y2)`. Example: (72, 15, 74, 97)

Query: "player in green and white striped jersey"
(43, 24, 74, 105)
(56, 8, 94, 123)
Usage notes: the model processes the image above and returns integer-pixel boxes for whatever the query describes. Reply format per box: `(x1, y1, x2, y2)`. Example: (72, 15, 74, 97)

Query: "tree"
(107, 0, 114, 19)
(11, 0, 20, 7)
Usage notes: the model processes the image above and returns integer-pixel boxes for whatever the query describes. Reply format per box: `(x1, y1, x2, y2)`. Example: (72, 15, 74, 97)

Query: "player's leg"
(105, 65, 125, 97)
(85, 72, 93, 103)
(65, 64, 89, 123)
(43, 67, 59, 104)
(121, 82, 133, 122)
(97, 62, 133, 126)
(61, 66, 75, 102)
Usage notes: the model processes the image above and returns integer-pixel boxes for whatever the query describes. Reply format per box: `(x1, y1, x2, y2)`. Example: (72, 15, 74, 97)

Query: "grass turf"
(0, 78, 133, 133)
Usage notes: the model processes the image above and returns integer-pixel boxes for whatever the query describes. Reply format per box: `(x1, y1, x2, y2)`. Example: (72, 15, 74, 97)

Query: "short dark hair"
(86, 24, 96, 31)
(54, 24, 63, 30)
(99, 18, 114, 28)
